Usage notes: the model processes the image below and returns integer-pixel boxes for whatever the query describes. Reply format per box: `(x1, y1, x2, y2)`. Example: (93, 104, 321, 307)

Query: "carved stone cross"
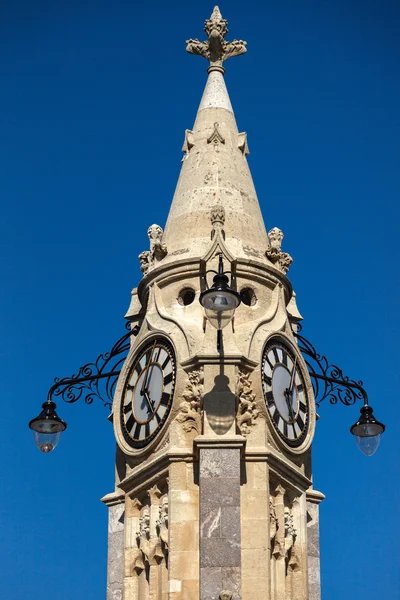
(186, 6, 247, 72)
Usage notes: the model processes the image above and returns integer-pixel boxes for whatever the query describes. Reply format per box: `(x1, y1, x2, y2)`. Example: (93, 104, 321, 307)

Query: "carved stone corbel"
(176, 368, 204, 434)
(236, 370, 259, 436)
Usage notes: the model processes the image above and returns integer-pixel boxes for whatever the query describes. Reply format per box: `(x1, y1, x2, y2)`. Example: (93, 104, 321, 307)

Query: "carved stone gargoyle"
(266, 227, 293, 275)
(138, 224, 168, 275)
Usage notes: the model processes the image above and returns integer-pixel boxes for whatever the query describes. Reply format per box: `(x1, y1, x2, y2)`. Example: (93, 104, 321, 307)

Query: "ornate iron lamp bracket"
(294, 324, 368, 408)
(47, 322, 139, 410)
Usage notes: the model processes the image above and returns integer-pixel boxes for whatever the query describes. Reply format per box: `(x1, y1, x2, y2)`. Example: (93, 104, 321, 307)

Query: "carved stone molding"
(186, 7, 247, 70)
(236, 370, 259, 436)
(176, 368, 204, 434)
(237, 132, 249, 155)
(207, 122, 225, 146)
(265, 227, 293, 275)
(138, 224, 168, 275)
(147, 485, 162, 504)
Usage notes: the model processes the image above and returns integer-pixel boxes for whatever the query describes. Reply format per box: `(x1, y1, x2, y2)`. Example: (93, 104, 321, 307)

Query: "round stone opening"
(240, 287, 257, 306)
(178, 288, 196, 306)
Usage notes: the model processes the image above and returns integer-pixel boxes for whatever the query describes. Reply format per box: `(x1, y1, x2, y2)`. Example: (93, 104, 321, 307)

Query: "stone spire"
(160, 7, 275, 266)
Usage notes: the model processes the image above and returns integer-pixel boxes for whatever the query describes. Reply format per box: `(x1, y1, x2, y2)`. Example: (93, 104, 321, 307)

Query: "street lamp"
(199, 254, 241, 350)
(28, 401, 67, 453)
(350, 404, 386, 456)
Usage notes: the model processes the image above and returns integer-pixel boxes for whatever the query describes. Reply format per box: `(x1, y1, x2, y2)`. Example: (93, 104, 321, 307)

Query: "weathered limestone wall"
(306, 491, 325, 600)
(106, 501, 125, 600)
(241, 460, 270, 600)
(168, 461, 199, 600)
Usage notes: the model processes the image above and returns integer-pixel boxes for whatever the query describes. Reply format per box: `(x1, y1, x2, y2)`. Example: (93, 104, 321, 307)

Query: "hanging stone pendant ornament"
(186, 6, 247, 72)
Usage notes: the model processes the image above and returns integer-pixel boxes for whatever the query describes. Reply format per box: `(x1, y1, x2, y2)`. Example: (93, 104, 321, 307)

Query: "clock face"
(262, 337, 309, 448)
(120, 339, 175, 449)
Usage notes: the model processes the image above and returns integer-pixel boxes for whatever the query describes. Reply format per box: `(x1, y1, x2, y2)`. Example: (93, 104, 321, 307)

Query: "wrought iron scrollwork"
(48, 322, 139, 410)
(294, 324, 367, 408)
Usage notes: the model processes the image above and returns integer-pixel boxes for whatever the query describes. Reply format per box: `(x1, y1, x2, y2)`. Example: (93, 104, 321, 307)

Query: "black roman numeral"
(123, 403, 132, 414)
(299, 401, 307, 413)
(126, 414, 134, 432)
(296, 414, 305, 431)
(266, 391, 274, 407)
(297, 384, 303, 393)
(263, 373, 272, 386)
(273, 348, 280, 363)
(273, 409, 280, 426)
(163, 372, 173, 386)
(283, 422, 288, 437)
(282, 352, 288, 366)
(145, 422, 150, 439)
(133, 422, 142, 440)
(161, 355, 170, 370)
(160, 392, 170, 407)
(154, 411, 162, 424)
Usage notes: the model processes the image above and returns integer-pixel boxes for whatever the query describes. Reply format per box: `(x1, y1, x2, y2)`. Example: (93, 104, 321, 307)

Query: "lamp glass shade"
(201, 290, 240, 330)
(33, 430, 62, 453)
(356, 434, 380, 456)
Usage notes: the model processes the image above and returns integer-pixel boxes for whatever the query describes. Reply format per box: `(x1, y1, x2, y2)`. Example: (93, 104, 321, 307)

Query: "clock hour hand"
(142, 389, 154, 415)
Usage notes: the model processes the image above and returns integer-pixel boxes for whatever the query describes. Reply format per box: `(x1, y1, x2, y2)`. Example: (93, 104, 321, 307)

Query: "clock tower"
(102, 7, 324, 600)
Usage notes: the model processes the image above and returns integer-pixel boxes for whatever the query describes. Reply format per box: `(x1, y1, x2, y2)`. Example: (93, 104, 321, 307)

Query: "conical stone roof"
(162, 7, 270, 265)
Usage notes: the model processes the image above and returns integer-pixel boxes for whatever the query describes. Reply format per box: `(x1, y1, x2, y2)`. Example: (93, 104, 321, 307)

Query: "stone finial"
(266, 227, 293, 275)
(210, 204, 225, 239)
(186, 6, 247, 71)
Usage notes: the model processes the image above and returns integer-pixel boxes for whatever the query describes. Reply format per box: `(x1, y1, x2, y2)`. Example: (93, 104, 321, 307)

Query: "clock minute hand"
(141, 342, 156, 395)
(288, 356, 297, 393)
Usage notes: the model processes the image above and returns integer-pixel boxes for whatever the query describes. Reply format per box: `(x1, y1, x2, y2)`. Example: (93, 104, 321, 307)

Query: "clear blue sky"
(1, 1, 399, 598)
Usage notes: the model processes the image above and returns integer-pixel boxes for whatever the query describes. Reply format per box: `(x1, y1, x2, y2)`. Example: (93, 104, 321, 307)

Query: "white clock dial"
(262, 337, 309, 448)
(120, 339, 175, 449)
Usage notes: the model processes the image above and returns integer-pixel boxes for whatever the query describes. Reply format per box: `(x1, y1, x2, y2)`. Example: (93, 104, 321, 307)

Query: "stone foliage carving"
(186, 6, 247, 69)
(130, 486, 169, 575)
(176, 369, 204, 434)
(132, 506, 150, 573)
(236, 370, 259, 436)
(266, 227, 293, 275)
(138, 224, 168, 275)
(284, 507, 299, 571)
(156, 496, 169, 550)
(269, 496, 278, 543)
